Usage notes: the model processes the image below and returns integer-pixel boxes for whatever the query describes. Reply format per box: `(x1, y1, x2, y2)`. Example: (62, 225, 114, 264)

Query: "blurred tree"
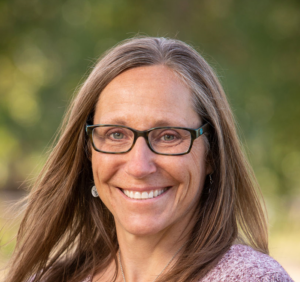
(0, 0, 299, 219)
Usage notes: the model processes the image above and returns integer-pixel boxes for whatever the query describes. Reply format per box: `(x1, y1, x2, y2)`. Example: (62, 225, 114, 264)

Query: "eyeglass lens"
(92, 126, 192, 154)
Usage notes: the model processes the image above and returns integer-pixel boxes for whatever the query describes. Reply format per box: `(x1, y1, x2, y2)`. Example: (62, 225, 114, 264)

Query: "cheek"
(91, 153, 120, 211)
(91, 153, 119, 186)
(188, 144, 208, 189)
(168, 151, 206, 200)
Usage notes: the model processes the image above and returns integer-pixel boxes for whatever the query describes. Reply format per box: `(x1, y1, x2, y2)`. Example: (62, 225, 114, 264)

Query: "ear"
(205, 162, 213, 175)
(85, 138, 92, 161)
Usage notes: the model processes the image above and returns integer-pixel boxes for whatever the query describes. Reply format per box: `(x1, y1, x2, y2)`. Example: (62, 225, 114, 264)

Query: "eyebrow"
(151, 120, 181, 127)
(95, 118, 188, 128)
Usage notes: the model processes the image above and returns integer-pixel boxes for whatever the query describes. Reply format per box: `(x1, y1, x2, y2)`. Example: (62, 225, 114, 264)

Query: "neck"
(119, 243, 185, 282)
(115, 215, 194, 282)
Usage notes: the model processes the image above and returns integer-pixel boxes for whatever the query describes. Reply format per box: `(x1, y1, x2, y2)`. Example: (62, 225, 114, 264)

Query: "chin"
(116, 216, 168, 237)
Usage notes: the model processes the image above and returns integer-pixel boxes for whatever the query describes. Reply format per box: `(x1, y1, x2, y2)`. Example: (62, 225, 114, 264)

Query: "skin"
(91, 65, 211, 282)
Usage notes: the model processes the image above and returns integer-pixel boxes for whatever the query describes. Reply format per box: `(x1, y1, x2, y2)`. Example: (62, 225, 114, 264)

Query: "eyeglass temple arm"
(86, 123, 95, 135)
(195, 123, 211, 138)
(85, 124, 90, 133)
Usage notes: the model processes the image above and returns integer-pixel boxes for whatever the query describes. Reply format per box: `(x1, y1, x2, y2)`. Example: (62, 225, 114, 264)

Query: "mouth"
(120, 187, 170, 200)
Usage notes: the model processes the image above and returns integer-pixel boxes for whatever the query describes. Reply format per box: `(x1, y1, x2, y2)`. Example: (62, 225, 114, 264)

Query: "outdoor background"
(0, 0, 299, 280)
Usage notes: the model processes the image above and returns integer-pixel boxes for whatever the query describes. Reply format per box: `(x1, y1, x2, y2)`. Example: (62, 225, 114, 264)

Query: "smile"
(121, 188, 169, 200)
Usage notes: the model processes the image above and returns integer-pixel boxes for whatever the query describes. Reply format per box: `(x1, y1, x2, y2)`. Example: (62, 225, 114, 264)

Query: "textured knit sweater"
(83, 244, 293, 282)
(200, 244, 293, 281)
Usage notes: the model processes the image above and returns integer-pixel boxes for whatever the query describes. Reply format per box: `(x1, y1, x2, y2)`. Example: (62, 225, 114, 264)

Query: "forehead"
(94, 65, 200, 128)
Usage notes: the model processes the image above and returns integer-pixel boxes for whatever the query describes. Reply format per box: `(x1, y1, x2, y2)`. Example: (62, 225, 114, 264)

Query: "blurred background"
(0, 0, 299, 280)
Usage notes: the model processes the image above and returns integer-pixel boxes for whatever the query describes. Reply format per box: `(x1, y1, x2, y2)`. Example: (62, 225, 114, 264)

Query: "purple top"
(83, 244, 293, 282)
(201, 244, 293, 281)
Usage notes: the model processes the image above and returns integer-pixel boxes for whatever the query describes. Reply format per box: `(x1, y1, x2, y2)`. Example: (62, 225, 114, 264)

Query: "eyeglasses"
(86, 123, 210, 156)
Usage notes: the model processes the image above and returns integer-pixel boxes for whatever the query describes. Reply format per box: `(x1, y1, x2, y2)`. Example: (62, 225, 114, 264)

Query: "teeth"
(123, 188, 167, 200)
(149, 191, 153, 198)
(134, 192, 141, 199)
(142, 192, 148, 199)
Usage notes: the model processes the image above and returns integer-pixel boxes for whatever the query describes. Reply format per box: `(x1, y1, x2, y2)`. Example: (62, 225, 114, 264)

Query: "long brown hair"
(4, 37, 268, 282)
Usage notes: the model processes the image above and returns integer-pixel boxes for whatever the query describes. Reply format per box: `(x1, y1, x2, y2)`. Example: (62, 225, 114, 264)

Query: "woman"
(5, 37, 292, 282)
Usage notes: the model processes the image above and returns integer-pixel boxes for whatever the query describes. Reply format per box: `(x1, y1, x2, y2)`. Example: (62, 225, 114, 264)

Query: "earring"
(209, 174, 213, 185)
(91, 185, 99, 197)
(208, 174, 213, 194)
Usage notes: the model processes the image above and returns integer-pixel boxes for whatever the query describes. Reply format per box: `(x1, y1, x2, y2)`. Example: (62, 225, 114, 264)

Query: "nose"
(124, 136, 157, 179)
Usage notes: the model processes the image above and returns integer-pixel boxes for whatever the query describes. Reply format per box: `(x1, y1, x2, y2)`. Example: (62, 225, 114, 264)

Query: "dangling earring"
(209, 174, 213, 185)
(91, 185, 99, 197)
(208, 174, 213, 194)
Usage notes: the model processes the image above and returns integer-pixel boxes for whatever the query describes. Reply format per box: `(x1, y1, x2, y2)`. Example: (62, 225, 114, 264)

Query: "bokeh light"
(0, 0, 299, 279)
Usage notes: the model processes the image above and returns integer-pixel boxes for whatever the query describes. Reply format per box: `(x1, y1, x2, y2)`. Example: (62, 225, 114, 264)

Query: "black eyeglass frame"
(85, 123, 210, 156)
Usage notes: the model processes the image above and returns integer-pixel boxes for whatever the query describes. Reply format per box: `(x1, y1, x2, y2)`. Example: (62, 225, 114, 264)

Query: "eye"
(110, 132, 124, 140)
(162, 134, 176, 141)
(158, 130, 181, 142)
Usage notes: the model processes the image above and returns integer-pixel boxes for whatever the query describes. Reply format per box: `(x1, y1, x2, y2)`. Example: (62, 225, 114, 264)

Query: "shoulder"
(201, 244, 294, 282)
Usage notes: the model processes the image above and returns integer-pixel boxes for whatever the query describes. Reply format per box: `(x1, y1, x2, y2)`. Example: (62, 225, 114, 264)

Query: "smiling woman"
(4, 37, 293, 282)
(90, 65, 209, 239)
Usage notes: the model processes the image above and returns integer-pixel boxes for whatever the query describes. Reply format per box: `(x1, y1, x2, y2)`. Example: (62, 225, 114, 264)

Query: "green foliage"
(0, 0, 299, 213)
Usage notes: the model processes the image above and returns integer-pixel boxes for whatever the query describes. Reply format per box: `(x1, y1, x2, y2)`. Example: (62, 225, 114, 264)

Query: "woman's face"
(92, 65, 210, 237)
